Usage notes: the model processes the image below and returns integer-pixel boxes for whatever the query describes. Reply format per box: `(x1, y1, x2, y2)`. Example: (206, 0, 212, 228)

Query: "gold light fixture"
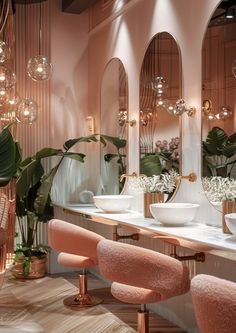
(168, 98, 196, 117)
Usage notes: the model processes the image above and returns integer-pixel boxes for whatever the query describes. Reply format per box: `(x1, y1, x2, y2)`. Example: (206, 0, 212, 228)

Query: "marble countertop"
(54, 203, 236, 259)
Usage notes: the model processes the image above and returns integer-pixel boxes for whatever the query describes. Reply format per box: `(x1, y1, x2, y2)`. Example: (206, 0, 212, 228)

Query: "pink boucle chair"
(191, 274, 236, 333)
(97, 239, 190, 333)
(48, 219, 104, 308)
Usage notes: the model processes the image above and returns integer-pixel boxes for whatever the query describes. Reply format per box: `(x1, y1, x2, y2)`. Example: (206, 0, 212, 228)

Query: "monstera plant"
(202, 126, 236, 177)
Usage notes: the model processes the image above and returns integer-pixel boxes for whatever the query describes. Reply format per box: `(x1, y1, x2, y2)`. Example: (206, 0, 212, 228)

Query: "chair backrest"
(48, 219, 104, 261)
(191, 274, 236, 333)
(97, 239, 190, 300)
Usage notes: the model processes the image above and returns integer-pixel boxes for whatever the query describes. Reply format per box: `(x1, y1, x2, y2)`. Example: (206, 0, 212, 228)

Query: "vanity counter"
(54, 203, 236, 260)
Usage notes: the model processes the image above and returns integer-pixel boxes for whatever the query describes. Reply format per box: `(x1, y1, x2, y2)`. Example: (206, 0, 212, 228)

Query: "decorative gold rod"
(177, 172, 197, 182)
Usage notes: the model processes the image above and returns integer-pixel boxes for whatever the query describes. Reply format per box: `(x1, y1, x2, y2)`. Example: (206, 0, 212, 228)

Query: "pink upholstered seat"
(48, 219, 104, 308)
(97, 239, 190, 332)
(191, 274, 236, 333)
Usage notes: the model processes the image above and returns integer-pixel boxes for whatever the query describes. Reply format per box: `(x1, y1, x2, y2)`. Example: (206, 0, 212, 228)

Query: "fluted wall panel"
(15, 1, 51, 159)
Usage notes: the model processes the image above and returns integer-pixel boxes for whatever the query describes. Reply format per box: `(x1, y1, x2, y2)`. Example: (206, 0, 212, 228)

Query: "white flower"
(202, 176, 236, 202)
(135, 169, 179, 194)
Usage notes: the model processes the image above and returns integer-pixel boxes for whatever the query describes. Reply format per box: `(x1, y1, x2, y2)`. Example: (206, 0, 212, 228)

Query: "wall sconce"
(168, 98, 196, 117)
(85, 116, 95, 134)
(126, 119, 136, 127)
(202, 99, 232, 121)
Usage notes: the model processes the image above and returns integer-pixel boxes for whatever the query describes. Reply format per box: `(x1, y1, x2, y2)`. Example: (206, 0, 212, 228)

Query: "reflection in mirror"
(100, 58, 128, 195)
(139, 32, 181, 201)
(202, 0, 236, 211)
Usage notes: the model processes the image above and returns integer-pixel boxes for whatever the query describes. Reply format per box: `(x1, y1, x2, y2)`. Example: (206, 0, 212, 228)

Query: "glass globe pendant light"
(27, 55, 52, 81)
(0, 65, 16, 89)
(232, 59, 236, 78)
(16, 98, 38, 124)
(27, 2, 52, 81)
(0, 40, 10, 63)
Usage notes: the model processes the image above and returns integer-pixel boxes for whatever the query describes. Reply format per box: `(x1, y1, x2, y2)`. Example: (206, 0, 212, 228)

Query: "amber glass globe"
(27, 55, 53, 81)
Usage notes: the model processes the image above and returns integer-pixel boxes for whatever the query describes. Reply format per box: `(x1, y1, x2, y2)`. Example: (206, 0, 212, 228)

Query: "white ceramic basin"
(225, 213, 236, 236)
(149, 202, 200, 226)
(93, 195, 133, 213)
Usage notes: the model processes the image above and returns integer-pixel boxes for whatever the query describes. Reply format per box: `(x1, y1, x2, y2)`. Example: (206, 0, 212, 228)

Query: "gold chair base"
(138, 310, 149, 333)
(63, 293, 103, 308)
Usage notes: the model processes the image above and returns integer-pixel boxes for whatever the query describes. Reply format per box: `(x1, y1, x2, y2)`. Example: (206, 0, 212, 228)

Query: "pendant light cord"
(39, 1, 42, 55)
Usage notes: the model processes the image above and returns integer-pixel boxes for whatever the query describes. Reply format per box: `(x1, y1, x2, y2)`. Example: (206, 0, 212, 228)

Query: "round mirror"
(100, 58, 128, 195)
(202, 0, 236, 211)
(139, 32, 182, 201)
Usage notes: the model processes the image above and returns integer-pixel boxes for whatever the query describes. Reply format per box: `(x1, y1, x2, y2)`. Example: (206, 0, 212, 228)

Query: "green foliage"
(202, 127, 236, 177)
(140, 154, 162, 176)
(15, 135, 89, 253)
(99, 134, 126, 191)
(0, 125, 19, 187)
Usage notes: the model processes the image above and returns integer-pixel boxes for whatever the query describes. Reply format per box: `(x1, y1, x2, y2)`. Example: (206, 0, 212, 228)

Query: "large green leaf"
(34, 166, 59, 217)
(64, 135, 99, 150)
(16, 159, 41, 199)
(104, 153, 118, 162)
(100, 134, 126, 150)
(0, 126, 16, 187)
(63, 152, 86, 162)
(36, 148, 63, 159)
(203, 126, 228, 156)
(140, 154, 162, 177)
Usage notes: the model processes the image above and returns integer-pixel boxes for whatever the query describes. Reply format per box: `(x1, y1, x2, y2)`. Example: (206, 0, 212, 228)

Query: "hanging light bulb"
(16, 98, 38, 124)
(166, 103, 176, 115)
(140, 108, 153, 126)
(0, 87, 9, 106)
(155, 96, 169, 108)
(216, 106, 232, 120)
(232, 59, 236, 78)
(151, 76, 168, 92)
(0, 65, 16, 89)
(0, 40, 10, 63)
(27, 2, 53, 82)
(27, 55, 53, 81)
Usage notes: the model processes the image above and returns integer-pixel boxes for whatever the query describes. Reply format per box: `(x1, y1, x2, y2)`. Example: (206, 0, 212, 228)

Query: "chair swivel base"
(63, 293, 103, 308)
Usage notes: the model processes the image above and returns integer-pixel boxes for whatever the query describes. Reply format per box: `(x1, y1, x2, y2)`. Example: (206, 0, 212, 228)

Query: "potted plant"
(12, 134, 99, 278)
(202, 126, 236, 177)
(135, 169, 179, 218)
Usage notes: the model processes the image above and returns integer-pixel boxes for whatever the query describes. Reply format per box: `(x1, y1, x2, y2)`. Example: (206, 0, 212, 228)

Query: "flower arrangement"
(202, 176, 236, 203)
(155, 137, 180, 162)
(136, 169, 179, 194)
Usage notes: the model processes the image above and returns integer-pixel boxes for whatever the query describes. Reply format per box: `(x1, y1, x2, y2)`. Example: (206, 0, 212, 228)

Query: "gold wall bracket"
(177, 172, 197, 182)
(186, 106, 196, 117)
(170, 246, 205, 262)
(126, 119, 136, 127)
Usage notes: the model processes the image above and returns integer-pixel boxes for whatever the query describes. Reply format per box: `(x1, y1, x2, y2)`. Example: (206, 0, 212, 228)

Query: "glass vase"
(144, 192, 164, 218)
(222, 200, 236, 234)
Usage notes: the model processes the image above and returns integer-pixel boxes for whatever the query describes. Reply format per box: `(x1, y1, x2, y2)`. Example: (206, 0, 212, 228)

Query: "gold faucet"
(120, 172, 145, 182)
(177, 172, 197, 183)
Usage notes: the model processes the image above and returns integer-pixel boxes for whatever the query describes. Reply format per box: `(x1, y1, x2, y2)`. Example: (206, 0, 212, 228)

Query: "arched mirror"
(139, 32, 182, 201)
(202, 0, 236, 211)
(100, 58, 128, 195)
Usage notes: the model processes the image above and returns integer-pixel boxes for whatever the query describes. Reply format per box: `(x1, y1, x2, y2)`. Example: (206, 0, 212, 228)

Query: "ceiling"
(61, 0, 100, 14)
